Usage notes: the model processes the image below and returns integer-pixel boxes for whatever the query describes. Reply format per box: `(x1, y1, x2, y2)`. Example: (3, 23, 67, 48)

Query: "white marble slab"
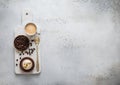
(14, 25, 41, 74)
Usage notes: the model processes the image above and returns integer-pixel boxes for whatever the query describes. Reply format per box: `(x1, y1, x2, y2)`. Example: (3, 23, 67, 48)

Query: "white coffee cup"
(25, 23, 37, 36)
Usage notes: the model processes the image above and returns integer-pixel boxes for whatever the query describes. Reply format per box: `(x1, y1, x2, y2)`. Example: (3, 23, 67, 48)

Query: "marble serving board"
(14, 25, 41, 74)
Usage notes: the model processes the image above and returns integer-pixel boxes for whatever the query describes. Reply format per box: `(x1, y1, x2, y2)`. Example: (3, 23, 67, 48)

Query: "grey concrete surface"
(0, 0, 120, 85)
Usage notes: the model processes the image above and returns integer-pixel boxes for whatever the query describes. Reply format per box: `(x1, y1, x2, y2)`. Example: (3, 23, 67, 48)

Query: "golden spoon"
(34, 36, 40, 72)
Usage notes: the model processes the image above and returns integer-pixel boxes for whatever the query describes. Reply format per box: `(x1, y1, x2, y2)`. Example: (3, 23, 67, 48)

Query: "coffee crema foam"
(25, 23, 36, 35)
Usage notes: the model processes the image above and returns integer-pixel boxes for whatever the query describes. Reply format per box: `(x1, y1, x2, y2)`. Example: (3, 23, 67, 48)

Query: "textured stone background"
(0, 0, 120, 85)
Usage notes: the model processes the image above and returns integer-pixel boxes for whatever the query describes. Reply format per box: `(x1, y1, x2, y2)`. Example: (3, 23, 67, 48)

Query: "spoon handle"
(36, 45, 39, 72)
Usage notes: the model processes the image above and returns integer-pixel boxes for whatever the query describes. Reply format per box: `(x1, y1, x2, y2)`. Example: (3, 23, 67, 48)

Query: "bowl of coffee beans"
(14, 35, 29, 51)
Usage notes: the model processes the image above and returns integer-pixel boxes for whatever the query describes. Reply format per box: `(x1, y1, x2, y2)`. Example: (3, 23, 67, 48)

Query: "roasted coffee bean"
(29, 43, 32, 46)
(33, 48, 35, 50)
(31, 40, 34, 42)
(19, 53, 21, 56)
(25, 51, 28, 55)
(31, 49, 33, 54)
(16, 59, 18, 61)
(30, 49, 34, 55)
(29, 49, 31, 55)
(16, 64, 18, 66)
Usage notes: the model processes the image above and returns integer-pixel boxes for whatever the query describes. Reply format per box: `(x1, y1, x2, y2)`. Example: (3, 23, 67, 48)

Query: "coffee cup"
(25, 23, 37, 36)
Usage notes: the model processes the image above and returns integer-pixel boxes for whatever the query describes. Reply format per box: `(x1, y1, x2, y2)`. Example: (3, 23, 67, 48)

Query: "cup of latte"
(25, 23, 37, 36)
